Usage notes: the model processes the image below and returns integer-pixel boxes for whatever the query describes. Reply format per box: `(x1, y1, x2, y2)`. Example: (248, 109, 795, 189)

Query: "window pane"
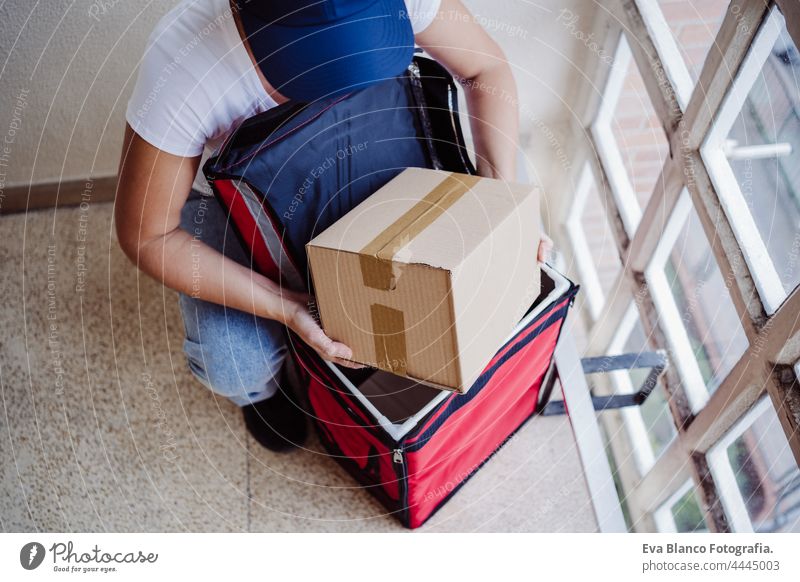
(658, 0, 729, 82)
(664, 200, 749, 393)
(610, 42, 670, 209)
(671, 487, 709, 532)
(598, 419, 634, 532)
(726, 403, 800, 532)
(621, 319, 676, 457)
(581, 176, 623, 300)
(569, 304, 590, 356)
(725, 23, 800, 297)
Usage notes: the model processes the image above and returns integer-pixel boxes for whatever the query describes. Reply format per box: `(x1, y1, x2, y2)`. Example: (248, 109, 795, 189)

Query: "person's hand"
(278, 290, 364, 369)
(538, 233, 554, 263)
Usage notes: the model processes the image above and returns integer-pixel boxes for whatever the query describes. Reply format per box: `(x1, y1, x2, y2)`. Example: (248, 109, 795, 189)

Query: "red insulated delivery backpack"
(204, 55, 578, 528)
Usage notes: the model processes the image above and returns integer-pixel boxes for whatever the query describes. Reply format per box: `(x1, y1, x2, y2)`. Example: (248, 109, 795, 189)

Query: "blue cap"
(236, 0, 415, 102)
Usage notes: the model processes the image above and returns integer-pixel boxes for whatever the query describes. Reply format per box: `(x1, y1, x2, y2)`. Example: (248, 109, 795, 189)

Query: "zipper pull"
(393, 449, 404, 464)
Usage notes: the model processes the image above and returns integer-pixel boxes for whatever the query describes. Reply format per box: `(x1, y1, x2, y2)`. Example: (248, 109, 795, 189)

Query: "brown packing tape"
(359, 172, 481, 290)
(359, 172, 479, 382)
(370, 304, 408, 375)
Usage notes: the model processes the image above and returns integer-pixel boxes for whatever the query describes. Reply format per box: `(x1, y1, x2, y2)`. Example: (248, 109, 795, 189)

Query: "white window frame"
(706, 396, 776, 532)
(652, 479, 698, 532)
(700, 7, 789, 314)
(591, 35, 645, 235)
(645, 191, 711, 412)
(608, 304, 661, 473)
(556, 0, 800, 532)
(566, 162, 619, 320)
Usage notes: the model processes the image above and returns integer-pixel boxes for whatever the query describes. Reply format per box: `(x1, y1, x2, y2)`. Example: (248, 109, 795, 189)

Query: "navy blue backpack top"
(204, 55, 475, 287)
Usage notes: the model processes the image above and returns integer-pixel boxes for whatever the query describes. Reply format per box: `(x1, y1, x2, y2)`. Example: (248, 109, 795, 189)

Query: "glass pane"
(622, 319, 676, 457)
(664, 198, 749, 393)
(671, 487, 709, 532)
(726, 403, 800, 532)
(725, 21, 800, 296)
(611, 42, 670, 209)
(581, 176, 623, 300)
(569, 303, 590, 355)
(658, 0, 729, 82)
(598, 418, 634, 532)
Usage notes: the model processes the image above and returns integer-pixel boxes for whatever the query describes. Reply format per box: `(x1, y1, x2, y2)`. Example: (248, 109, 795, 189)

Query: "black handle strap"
(539, 350, 669, 416)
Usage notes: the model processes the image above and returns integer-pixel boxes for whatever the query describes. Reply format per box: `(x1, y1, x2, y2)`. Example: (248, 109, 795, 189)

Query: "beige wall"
(0, 0, 176, 186)
(0, 0, 596, 191)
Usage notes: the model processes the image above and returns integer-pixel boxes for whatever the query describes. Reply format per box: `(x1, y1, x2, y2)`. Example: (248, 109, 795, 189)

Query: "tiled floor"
(0, 203, 597, 532)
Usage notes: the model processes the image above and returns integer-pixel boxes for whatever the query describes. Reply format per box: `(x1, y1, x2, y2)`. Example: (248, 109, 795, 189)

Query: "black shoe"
(242, 384, 308, 452)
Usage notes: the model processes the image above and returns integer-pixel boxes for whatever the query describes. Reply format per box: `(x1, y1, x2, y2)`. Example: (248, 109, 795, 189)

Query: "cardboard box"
(306, 168, 541, 392)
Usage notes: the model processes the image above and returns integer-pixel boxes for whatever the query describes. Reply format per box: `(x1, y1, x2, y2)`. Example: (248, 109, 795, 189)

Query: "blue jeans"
(178, 190, 288, 407)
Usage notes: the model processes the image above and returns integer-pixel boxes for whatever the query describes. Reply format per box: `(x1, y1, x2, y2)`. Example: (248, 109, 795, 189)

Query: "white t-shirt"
(126, 0, 442, 193)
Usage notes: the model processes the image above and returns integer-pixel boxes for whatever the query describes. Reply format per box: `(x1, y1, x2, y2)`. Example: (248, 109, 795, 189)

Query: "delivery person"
(116, 0, 551, 452)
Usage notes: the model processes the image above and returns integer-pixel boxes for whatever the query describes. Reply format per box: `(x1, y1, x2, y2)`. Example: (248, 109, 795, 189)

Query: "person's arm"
(115, 124, 357, 366)
(415, 0, 518, 181)
(416, 0, 552, 260)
